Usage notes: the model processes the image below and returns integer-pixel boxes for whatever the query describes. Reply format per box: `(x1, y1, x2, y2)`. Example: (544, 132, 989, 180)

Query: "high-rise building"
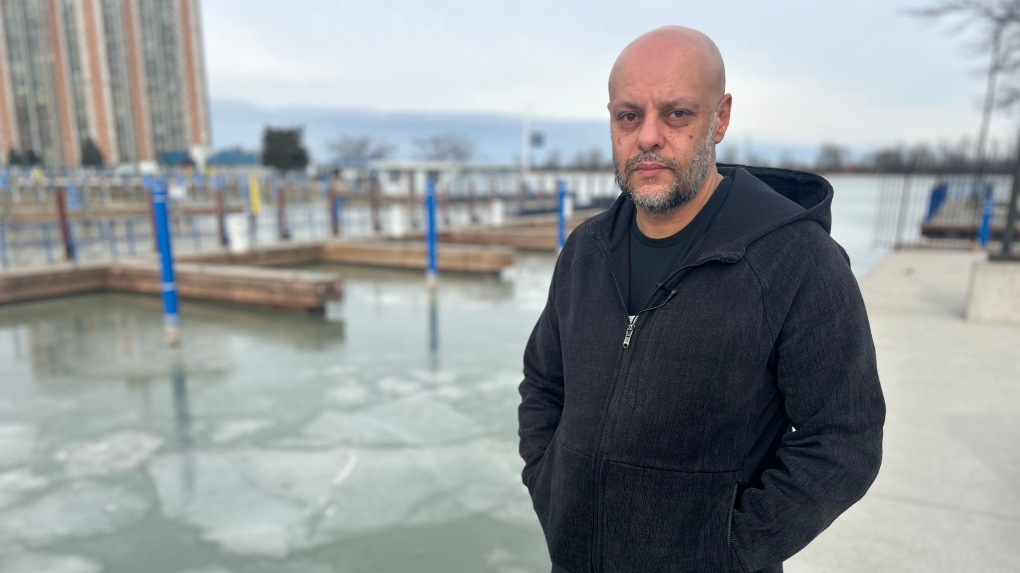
(0, 0, 210, 168)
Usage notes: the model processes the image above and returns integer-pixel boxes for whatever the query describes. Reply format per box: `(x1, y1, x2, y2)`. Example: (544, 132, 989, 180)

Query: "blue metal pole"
(557, 179, 567, 252)
(978, 184, 994, 249)
(152, 179, 181, 345)
(425, 178, 438, 287)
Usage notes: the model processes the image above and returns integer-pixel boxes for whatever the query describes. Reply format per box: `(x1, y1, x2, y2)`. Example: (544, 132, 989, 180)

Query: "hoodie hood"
(587, 164, 834, 266)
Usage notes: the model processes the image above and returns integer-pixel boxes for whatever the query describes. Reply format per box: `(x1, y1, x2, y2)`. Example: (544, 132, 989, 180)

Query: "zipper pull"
(622, 316, 637, 348)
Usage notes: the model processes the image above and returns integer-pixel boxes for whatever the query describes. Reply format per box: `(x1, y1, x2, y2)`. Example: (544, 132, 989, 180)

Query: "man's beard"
(613, 119, 717, 214)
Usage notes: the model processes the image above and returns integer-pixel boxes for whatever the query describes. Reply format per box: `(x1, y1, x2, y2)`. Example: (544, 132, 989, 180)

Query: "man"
(518, 26, 885, 573)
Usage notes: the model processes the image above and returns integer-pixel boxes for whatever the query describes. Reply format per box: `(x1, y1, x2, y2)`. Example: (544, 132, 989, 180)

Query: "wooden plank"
(0, 263, 108, 304)
(320, 240, 514, 273)
(107, 261, 342, 311)
(178, 242, 322, 267)
(438, 228, 564, 251)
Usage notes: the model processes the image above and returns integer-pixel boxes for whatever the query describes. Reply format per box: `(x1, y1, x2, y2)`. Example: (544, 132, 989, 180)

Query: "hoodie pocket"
(599, 460, 738, 573)
(529, 437, 598, 572)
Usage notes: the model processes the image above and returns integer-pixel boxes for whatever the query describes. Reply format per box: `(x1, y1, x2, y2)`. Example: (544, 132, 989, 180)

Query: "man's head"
(608, 26, 732, 214)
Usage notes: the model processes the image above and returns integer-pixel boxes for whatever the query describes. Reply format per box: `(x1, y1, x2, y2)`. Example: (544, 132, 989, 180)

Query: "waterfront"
(2, 175, 895, 572)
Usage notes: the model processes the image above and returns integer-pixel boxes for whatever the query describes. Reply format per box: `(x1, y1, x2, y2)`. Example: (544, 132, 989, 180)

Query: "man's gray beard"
(614, 121, 717, 215)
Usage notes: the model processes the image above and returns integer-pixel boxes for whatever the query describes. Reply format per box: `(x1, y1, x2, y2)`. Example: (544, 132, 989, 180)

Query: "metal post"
(215, 177, 227, 247)
(276, 177, 290, 241)
(126, 220, 136, 256)
(0, 222, 8, 269)
(999, 131, 1020, 259)
(558, 179, 567, 252)
(425, 178, 438, 287)
(152, 179, 181, 346)
(55, 187, 76, 261)
(328, 182, 341, 237)
(978, 185, 994, 250)
(369, 171, 381, 233)
(147, 179, 158, 252)
(108, 220, 118, 259)
(42, 223, 53, 264)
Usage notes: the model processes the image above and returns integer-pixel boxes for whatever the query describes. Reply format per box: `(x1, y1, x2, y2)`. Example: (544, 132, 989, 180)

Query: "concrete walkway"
(786, 250, 1020, 572)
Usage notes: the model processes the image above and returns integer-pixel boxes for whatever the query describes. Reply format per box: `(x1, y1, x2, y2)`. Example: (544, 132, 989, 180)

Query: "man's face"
(608, 45, 730, 214)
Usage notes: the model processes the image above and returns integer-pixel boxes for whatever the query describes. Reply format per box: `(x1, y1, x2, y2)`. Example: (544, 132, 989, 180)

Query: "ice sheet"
(0, 481, 150, 544)
(55, 432, 163, 477)
(301, 394, 485, 447)
(0, 470, 48, 511)
(0, 426, 35, 470)
(209, 420, 275, 444)
(0, 546, 102, 573)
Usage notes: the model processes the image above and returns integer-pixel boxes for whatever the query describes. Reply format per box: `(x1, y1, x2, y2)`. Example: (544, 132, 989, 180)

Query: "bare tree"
(328, 134, 394, 163)
(910, 1, 1020, 166)
(412, 133, 475, 161)
(815, 143, 850, 172)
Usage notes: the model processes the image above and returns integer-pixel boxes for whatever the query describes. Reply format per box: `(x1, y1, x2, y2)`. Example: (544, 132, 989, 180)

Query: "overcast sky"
(200, 0, 1016, 152)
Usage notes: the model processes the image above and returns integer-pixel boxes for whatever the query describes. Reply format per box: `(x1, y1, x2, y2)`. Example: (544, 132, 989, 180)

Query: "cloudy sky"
(200, 0, 1015, 155)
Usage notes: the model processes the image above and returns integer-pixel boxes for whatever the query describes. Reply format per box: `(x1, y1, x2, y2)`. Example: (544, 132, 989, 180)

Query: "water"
(0, 177, 885, 572)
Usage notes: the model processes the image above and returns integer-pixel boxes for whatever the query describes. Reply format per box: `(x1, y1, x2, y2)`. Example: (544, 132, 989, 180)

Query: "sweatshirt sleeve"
(517, 263, 565, 487)
(730, 232, 886, 572)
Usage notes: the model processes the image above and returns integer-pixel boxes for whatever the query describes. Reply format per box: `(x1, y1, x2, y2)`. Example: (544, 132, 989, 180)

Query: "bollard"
(215, 177, 227, 247)
(558, 179, 568, 252)
(55, 188, 76, 261)
(425, 179, 438, 287)
(978, 185, 994, 250)
(152, 179, 181, 346)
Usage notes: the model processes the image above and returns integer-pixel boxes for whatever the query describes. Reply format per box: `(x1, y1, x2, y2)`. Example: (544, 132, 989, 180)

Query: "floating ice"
(301, 394, 485, 447)
(0, 470, 48, 510)
(0, 481, 150, 544)
(147, 439, 523, 558)
(324, 385, 369, 408)
(210, 420, 275, 444)
(0, 426, 35, 469)
(0, 547, 102, 573)
(149, 448, 356, 558)
(56, 432, 163, 477)
(376, 377, 421, 396)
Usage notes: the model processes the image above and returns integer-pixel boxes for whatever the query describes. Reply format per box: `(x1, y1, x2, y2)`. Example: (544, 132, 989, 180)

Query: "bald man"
(518, 27, 885, 573)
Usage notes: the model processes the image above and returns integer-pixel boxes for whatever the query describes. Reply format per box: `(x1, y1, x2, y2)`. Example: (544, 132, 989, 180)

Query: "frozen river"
(0, 175, 888, 573)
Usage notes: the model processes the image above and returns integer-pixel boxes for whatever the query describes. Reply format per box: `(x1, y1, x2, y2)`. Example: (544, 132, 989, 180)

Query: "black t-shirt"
(627, 176, 733, 314)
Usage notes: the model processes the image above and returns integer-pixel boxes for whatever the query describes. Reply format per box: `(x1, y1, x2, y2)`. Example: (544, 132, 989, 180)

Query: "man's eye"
(620, 113, 638, 122)
(671, 110, 688, 118)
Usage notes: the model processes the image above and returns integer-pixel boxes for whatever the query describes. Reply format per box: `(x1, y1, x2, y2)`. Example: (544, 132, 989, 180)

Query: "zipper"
(727, 482, 739, 569)
(585, 225, 693, 573)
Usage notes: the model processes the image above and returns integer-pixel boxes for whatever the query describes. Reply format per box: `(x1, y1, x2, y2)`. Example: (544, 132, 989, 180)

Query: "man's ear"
(714, 94, 732, 145)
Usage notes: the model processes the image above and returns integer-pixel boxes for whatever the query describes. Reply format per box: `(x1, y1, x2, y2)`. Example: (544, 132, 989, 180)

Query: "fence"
(872, 173, 1019, 254)
(0, 173, 607, 272)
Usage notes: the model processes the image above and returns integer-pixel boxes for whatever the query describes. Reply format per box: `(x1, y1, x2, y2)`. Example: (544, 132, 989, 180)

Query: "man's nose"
(636, 113, 664, 153)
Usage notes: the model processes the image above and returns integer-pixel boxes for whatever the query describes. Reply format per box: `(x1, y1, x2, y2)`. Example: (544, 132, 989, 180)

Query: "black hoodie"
(518, 165, 885, 573)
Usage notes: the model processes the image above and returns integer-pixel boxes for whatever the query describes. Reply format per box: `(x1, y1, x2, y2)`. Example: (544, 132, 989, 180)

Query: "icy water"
(0, 176, 885, 573)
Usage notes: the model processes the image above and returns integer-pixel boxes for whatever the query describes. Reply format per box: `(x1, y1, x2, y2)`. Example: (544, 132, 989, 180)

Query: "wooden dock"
(320, 240, 514, 273)
(0, 238, 516, 308)
(0, 260, 342, 310)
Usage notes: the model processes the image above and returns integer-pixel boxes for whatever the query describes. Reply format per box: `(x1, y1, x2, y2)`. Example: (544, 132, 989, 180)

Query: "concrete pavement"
(786, 250, 1020, 572)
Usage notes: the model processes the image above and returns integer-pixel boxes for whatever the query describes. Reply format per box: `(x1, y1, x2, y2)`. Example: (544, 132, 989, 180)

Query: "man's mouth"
(632, 162, 668, 178)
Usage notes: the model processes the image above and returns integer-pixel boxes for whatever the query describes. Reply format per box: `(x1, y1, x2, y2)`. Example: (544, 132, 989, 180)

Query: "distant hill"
(209, 99, 818, 167)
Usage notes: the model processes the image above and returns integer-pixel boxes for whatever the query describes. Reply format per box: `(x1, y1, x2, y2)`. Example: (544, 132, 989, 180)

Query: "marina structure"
(0, 0, 210, 168)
